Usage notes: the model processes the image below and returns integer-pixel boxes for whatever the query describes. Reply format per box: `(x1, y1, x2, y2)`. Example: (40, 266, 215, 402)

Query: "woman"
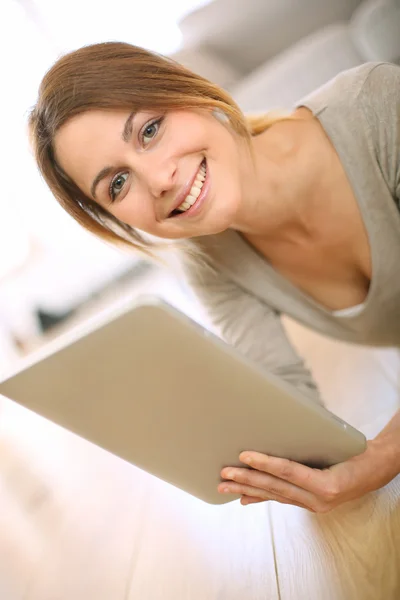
(29, 42, 400, 513)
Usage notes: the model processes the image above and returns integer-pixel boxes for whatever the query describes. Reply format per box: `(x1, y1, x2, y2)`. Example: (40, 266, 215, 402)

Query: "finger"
(240, 495, 263, 505)
(220, 482, 310, 510)
(239, 452, 328, 495)
(220, 466, 317, 507)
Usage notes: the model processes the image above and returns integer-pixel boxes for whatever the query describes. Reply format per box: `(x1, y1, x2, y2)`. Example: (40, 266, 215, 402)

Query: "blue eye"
(141, 117, 163, 145)
(109, 172, 128, 201)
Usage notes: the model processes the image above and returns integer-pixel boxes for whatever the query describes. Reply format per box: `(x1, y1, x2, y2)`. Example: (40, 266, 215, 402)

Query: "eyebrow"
(90, 110, 136, 199)
(122, 110, 136, 143)
(90, 166, 113, 199)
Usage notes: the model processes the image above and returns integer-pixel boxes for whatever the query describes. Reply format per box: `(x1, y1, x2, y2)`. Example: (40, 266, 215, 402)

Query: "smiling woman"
(29, 41, 281, 255)
(28, 41, 400, 514)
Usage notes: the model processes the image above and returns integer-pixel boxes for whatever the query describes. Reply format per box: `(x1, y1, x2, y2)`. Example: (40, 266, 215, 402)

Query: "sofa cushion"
(178, 0, 363, 74)
(350, 0, 400, 63)
(230, 24, 362, 113)
(170, 47, 241, 89)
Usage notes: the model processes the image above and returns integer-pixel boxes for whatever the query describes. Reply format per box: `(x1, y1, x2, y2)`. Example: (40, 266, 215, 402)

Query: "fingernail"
(241, 454, 252, 464)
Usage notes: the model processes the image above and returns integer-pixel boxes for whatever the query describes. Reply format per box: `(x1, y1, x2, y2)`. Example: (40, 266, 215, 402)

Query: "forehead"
(54, 110, 129, 192)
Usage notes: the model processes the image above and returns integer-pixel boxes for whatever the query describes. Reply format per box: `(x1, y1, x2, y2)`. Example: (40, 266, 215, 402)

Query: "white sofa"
(173, 0, 400, 113)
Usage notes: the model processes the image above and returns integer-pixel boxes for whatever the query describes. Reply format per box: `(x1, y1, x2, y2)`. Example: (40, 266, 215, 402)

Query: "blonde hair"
(29, 41, 288, 260)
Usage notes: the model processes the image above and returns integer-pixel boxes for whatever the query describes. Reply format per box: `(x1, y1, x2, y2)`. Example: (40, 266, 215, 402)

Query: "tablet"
(0, 297, 366, 504)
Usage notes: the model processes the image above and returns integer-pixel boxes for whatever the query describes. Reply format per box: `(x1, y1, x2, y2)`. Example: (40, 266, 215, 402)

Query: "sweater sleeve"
(181, 258, 323, 405)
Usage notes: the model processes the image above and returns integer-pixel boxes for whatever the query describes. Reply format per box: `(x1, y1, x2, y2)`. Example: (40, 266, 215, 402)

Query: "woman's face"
(54, 108, 247, 240)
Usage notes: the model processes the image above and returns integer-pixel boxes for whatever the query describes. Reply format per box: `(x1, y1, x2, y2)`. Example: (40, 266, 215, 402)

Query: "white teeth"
(175, 161, 206, 213)
(191, 185, 202, 199)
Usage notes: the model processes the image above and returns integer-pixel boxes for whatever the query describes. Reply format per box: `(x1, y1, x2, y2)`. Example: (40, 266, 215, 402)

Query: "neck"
(232, 111, 320, 244)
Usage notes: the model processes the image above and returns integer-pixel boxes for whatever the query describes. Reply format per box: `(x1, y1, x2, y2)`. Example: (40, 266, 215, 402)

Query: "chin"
(206, 198, 241, 235)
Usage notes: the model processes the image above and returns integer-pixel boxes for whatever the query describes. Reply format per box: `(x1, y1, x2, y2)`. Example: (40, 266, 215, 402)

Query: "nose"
(141, 156, 177, 199)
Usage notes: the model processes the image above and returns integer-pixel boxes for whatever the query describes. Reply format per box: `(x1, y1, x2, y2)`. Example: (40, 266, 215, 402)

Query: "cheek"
(212, 161, 243, 220)
(112, 193, 155, 231)
(213, 153, 242, 198)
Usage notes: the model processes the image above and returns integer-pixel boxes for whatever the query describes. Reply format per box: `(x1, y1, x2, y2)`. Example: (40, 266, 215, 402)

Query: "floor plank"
(0, 398, 148, 600)
(270, 319, 400, 600)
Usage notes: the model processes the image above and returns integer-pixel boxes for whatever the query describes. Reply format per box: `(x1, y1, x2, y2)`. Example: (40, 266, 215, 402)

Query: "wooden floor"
(0, 396, 279, 600)
(273, 317, 400, 600)
(1, 274, 400, 599)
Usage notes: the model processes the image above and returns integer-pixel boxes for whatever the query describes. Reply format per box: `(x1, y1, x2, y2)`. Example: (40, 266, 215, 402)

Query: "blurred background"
(1, 0, 399, 375)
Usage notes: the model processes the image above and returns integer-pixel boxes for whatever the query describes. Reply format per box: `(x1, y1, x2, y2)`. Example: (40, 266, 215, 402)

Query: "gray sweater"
(184, 63, 400, 403)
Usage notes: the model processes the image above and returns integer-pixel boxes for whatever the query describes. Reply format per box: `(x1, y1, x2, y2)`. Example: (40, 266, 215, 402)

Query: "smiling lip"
(169, 159, 209, 220)
(167, 159, 207, 219)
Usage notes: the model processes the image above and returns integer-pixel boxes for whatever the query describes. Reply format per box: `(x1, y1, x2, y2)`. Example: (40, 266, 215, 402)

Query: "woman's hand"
(218, 438, 398, 512)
